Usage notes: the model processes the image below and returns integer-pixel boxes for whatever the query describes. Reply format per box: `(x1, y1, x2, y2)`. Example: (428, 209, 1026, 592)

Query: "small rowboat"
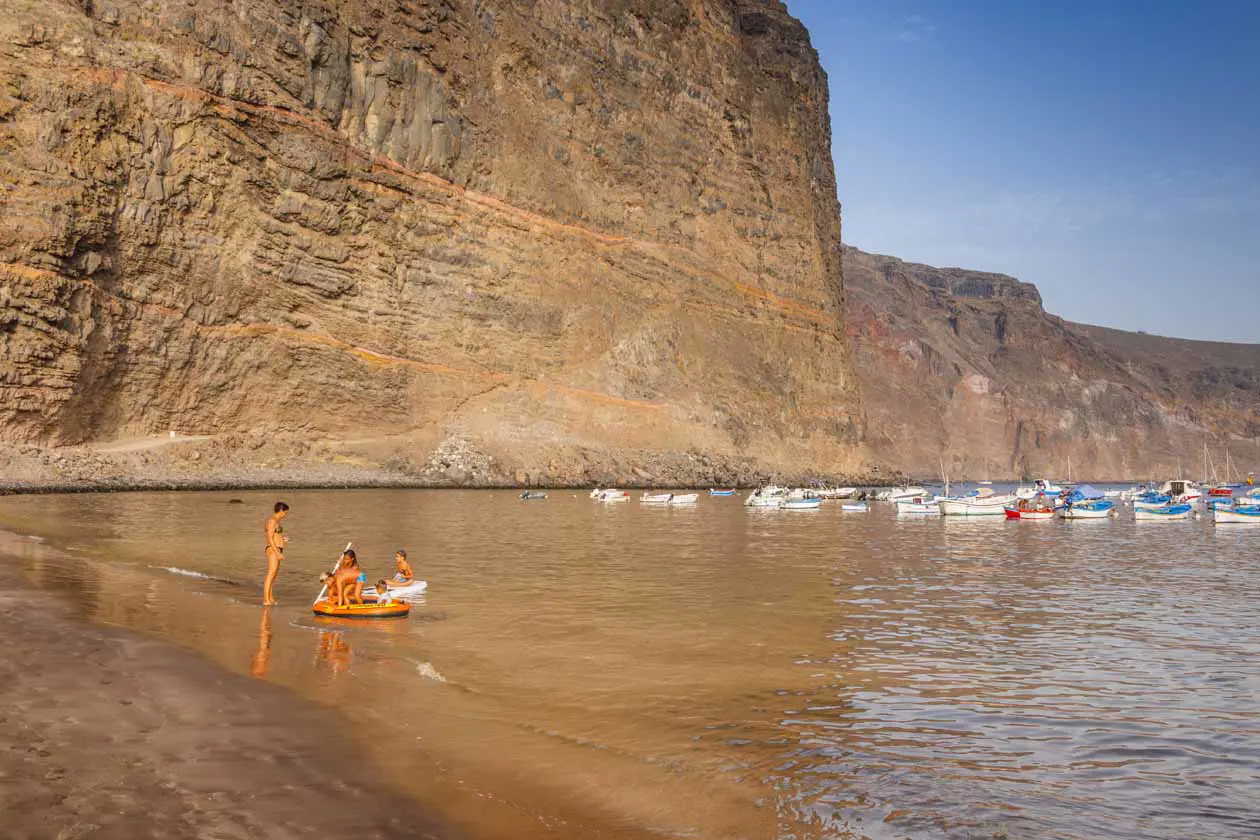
(895, 497, 939, 515)
(1004, 505, 1055, 520)
(641, 492, 673, 504)
(1060, 500, 1114, 519)
(313, 599, 411, 619)
(841, 502, 869, 512)
(1214, 505, 1260, 524)
(668, 493, 699, 506)
(781, 497, 822, 510)
(519, 491, 547, 500)
(708, 489, 736, 496)
(591, 489, 630, 503)
(1134, 503, 1194, 521)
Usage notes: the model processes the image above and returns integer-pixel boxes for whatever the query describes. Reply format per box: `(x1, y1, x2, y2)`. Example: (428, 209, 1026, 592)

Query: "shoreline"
(0, 532, 451, 840)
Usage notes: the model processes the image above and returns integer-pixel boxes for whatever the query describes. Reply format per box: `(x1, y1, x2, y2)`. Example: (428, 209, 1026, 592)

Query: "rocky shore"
(0, 532, 448, 840)
(0, 437, 902, 495)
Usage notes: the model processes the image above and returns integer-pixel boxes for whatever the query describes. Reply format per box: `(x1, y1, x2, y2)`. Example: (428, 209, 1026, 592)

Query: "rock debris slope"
(0, 0, 861, 485)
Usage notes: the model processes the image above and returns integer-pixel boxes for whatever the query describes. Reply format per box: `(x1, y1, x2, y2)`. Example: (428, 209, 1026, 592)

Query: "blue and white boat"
(1132, 493, 1173, 511)
(1214, 504, 1260, 524)
(1060, 499, 1115, 519)
(1134, 503, 1194, 521)
(708, 488, 737, 496)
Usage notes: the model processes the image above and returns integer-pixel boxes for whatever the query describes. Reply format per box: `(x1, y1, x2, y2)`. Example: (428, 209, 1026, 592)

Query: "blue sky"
(784, 0, 1260, 342)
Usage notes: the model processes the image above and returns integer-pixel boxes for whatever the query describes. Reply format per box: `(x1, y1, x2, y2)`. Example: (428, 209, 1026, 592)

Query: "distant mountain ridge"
(844, 246, 1260, 479)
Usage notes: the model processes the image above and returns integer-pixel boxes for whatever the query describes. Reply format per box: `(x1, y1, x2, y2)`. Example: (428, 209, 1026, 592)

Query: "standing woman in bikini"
(262, 501, 290, 606)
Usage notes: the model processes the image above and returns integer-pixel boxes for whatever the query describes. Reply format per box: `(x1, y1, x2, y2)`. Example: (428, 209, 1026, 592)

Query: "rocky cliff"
(845, 246, 1260, 480)
(0, 0, 861, 486)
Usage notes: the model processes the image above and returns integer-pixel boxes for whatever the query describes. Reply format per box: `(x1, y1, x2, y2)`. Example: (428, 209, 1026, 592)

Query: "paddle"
(313, 542, 353, 606)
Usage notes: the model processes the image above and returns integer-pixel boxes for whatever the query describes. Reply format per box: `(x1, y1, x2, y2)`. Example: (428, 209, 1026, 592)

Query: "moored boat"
(939, 487, 1016, 516)
(895, 496, 940, 515)
(841, 502, 869, 512)
(1060, 500, 1115, 519)
(1004, 500, 1056, 520)
(641, 492, 673, 504)
(1134, 503, 1194, 521)
(708, 488, 736, 496)
(781, 497, 822, 510)
(519, 491, 547, 500)
(1214, 504, 1260, 524)
(667, 493, 699, 506)
(591, 489, 630, 503)
(745, 486, 788, 507)
(877, 486, 928, 503)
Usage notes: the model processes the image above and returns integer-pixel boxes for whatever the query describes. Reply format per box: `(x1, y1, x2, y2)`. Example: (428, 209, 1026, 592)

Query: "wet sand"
(0, 552, 450, 839)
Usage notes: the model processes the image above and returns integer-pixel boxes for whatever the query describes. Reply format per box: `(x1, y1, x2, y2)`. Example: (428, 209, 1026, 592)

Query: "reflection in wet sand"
(317, 630, 354, 675)
(252, 606, 273, 678)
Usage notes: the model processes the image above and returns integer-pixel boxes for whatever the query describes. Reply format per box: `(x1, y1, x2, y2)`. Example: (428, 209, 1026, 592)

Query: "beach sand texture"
(0, 585, 449, 840)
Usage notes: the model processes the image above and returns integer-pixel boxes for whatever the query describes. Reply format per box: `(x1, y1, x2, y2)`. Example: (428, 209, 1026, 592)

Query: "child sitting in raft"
(374, 579, 392, 605)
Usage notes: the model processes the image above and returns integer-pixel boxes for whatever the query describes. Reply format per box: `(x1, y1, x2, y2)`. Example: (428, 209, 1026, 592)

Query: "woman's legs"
(262, 549, 282, 605)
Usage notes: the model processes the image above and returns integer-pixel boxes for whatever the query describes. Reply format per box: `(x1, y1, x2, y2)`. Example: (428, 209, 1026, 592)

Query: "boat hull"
(1060, 502, 1114, 520)
(313, 600, 411, 619)
(939, 495, 1016, 516)
(1134, 504, 1194, 521)
(781, 499, 822, 510)
(1214, 506, 1260, 524)
(1004, 507, 1055, 520)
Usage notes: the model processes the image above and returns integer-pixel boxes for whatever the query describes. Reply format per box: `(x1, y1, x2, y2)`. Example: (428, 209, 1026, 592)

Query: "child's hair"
(396, 549, 407, 559)
(376, 579, 390, 594)
(319, 571, 334, 584)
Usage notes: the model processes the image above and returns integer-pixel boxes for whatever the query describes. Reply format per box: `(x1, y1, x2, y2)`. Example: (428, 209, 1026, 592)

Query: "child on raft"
(374, 579, 392, 605)
(324, 550, 365, 607)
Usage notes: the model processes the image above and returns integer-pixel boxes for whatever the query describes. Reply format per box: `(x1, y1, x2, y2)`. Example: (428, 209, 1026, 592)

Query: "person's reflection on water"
(317, 630, 353, 675)
(251, 606, 273, 678)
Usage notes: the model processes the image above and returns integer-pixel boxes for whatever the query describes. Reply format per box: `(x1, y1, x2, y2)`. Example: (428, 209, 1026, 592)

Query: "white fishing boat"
(641, 492, 673, 504)
(745, 486, 788, 507)
(938, 487, 1016, 516)
(781, 497, 822, 510)
(1214, 504, 1260, 524)
(895, 496, 940, 515)
(591, 488, 630, 503)
(841, 502, 869, 512)
(814, 486, 858, 499)
(667, 493, 699, 506)
(875, 486, 928, 503)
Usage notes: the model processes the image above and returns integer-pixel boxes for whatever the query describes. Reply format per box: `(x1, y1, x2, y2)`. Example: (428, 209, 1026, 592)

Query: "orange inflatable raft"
(312, 599, 411, 619)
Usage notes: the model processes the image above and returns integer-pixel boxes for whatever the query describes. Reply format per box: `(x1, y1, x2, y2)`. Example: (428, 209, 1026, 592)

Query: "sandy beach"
(0, 570, 450, 840)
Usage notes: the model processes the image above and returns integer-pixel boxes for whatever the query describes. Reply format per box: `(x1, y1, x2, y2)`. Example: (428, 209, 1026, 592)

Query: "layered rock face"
(845, 246, 1260, 480)
(0, 0, 861, 484)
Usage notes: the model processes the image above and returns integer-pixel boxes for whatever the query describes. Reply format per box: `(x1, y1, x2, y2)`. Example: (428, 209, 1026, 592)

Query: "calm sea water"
(1, 488, 1257, 839)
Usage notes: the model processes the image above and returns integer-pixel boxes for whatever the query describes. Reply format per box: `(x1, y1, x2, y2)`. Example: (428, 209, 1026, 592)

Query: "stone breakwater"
(0, 0, 863, 485)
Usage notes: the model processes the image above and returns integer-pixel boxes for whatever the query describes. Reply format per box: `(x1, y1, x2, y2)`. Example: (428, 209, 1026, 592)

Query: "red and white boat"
(1004, 499, 1056, 520)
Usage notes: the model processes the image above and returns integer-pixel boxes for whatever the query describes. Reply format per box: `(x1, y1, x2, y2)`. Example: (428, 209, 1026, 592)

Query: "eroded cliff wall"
(0, 0, 861, 484)
(845, 246, 1260, 480)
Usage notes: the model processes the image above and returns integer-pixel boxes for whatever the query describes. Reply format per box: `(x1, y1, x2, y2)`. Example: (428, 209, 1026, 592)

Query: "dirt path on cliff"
(89, 434, 215, 453)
